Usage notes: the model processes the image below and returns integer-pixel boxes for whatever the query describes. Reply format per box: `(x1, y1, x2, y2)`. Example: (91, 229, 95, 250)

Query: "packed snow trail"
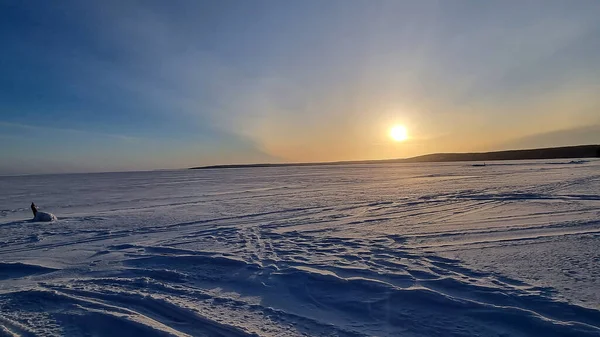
(0, 160, 599, 336)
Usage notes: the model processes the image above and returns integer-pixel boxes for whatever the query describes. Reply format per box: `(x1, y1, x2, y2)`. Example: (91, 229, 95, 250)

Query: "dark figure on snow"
(30, 202, 56, 222)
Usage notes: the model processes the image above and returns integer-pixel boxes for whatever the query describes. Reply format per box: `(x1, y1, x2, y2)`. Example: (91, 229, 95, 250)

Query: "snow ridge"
(0, 160, 599, 336)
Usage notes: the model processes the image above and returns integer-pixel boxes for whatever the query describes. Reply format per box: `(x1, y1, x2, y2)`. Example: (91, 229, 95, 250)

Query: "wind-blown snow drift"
(0, 159, 599, 336)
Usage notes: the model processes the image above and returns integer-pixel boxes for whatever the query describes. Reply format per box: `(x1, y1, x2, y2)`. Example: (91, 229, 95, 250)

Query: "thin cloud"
(0, 121, 141, 142)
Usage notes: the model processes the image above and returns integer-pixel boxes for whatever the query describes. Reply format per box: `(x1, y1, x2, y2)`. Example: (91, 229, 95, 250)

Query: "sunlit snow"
(0, 160, 599, 336)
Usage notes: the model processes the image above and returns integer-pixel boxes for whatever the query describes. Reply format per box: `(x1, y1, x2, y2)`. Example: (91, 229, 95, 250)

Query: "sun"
(389, 125, 408, 142)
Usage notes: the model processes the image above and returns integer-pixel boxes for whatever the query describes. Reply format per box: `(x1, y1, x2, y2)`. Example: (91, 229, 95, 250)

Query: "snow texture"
(0, 159, 599, 336)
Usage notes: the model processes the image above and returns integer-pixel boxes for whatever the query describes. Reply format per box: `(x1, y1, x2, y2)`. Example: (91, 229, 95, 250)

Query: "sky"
(1, 0, 600, 174)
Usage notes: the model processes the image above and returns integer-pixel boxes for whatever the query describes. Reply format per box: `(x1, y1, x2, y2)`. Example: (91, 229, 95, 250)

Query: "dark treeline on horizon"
(191, 145, 600, 170)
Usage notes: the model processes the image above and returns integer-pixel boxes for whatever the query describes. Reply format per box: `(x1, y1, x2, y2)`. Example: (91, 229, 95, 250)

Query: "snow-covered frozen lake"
(1, 160, 599, 336)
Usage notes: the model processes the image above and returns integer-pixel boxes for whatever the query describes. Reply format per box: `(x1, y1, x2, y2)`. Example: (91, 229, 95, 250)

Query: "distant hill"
(190, 144, 600, 170)
(401, 145, 600, 163)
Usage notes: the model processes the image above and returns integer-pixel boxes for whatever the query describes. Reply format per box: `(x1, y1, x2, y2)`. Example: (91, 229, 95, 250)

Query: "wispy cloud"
(0, 121, 141, 142)
(2, 1, 600, 173)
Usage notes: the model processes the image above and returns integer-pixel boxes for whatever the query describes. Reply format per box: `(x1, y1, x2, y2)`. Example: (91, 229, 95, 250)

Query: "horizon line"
(1, 144, 598, 177)
(191, 144, 600, 170)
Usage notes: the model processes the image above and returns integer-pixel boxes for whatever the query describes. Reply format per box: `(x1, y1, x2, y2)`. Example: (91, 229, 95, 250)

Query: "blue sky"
(1, 1, 600, 174)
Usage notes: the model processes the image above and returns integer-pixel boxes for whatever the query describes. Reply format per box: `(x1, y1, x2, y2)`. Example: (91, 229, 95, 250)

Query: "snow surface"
(0, 159, 599, 336)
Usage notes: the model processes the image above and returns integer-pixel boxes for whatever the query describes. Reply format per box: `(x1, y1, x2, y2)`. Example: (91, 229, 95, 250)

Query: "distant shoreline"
(190, 144, 600, 170)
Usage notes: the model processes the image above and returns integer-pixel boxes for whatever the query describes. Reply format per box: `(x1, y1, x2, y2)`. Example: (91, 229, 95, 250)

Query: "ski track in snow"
(0, 159, 599, 336)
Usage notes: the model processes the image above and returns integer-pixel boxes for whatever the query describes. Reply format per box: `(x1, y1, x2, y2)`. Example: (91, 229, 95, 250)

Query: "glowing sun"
(389, 125, 408, 142)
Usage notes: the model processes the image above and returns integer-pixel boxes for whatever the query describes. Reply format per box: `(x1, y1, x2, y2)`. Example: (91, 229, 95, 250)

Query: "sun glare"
(390, 125, 408, 142)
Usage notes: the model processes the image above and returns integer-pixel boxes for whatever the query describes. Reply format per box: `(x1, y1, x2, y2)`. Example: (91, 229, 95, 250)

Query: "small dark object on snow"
(30, 203, 56, 222)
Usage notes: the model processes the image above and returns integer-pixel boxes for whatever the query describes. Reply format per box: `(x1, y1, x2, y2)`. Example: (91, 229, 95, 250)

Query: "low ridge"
(191, 144, 600, 170)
